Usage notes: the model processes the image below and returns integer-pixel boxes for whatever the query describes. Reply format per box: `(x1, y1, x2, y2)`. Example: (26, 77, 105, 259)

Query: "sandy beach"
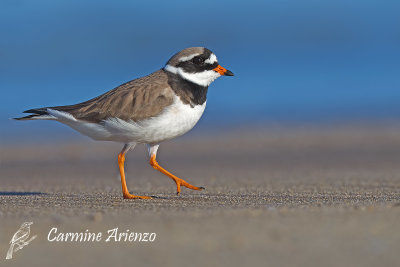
(1, 125, 400, 266)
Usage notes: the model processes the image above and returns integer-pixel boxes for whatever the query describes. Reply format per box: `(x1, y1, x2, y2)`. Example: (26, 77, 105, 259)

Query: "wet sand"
(1, 125, 400, 266)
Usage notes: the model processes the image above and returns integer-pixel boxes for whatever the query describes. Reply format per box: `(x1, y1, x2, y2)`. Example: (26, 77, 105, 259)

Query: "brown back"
(52, 70, 175, 123)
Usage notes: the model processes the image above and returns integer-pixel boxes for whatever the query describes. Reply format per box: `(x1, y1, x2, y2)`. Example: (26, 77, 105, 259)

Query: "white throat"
(164, 64, 221, 87)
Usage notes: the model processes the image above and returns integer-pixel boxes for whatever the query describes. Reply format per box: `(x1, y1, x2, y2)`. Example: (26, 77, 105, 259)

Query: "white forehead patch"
(179, 53, 201, 62)
(205, 53, 218, 64)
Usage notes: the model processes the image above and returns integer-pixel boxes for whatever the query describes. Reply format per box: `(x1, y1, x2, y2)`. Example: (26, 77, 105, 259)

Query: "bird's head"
(20, 222, 33, 228)
(164, 47, 234, 87)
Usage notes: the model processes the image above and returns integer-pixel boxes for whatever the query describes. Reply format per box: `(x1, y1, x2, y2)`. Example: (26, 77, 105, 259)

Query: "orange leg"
(149, 154, 204, 195)
(118, 152, 152, 199)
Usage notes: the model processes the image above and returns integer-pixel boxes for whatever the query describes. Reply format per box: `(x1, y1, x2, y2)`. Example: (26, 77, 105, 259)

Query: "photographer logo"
(6, 222, 37, 260)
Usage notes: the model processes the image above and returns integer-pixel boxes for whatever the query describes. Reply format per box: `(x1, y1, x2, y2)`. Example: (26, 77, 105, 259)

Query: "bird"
(6, 222, 36, 259)
(15, 47, 234, 199)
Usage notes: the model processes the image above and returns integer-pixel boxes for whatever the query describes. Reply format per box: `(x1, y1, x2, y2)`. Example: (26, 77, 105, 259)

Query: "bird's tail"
(13, 108, 56, 121)
(6, 243, 14, 260)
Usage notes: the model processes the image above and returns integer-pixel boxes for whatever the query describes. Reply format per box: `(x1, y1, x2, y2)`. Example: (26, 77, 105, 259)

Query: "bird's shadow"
(0, 192, 47, 196)
(150, 195, 169, 199)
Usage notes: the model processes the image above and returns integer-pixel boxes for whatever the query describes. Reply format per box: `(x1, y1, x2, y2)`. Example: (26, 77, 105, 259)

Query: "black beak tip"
(225, 70, 234, 76)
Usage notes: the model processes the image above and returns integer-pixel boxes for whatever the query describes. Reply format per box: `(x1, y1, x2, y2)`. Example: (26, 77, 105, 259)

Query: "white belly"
(50, 96, 206, 144)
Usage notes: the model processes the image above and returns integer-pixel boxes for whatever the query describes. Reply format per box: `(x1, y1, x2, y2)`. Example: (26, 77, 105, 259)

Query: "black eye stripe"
(191, 56, 204, 64)
(205, 62, 219, 70)
(175, 61, 219, 73)
(175, 51, 219, 73)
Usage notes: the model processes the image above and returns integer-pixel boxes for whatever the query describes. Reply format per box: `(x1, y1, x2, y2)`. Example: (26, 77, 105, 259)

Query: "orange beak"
(213, 65, 234, 76)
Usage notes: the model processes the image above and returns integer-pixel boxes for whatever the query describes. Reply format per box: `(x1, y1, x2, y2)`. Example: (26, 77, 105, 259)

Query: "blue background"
(1, 0, 400, 141)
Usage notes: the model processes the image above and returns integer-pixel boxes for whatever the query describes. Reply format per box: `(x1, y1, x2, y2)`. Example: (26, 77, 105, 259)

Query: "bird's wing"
(10, 229, 29, 243)
(41, 70, 175, 123)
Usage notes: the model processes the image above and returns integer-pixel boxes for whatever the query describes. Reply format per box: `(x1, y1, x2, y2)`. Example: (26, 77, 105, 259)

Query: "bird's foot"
(174, 178, 205, 195)
(123, 192, 152, 199)
(149, 155, 205, 195)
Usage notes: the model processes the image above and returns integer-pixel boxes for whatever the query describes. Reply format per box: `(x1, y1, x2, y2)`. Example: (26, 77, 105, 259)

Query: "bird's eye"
(192, 57, 204, 64)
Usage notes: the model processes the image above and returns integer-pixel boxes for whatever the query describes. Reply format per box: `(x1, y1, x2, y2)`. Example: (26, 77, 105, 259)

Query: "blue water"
(1, 0, 400, 140)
